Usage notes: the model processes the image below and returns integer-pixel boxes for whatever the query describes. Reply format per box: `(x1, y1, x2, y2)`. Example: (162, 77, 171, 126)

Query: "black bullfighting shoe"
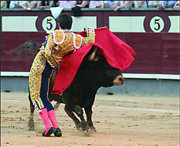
(42, 127, 55, 137)
(54, 128, 62, 137)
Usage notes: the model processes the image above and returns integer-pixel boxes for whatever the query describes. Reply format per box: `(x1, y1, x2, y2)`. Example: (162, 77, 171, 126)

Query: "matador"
(29, 13, 95, 137)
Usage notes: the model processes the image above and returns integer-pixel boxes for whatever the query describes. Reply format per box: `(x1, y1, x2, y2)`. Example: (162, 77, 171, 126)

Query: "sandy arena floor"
(1, 92, 179, 147)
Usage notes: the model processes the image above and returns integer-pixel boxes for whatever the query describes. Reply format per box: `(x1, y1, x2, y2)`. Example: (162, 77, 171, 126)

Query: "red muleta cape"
(52, 27, 135, 94)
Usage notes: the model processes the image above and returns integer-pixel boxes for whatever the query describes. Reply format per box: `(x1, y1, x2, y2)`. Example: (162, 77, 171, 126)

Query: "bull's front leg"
(74, 105, 87, 132)
(64, 105, 82, 130)
(85, 105, 96, 132)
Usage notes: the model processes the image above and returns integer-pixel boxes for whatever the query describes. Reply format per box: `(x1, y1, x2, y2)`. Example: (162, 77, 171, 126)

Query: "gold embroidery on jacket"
(41, 29, 95, 67)
(29, 51, 46, 110)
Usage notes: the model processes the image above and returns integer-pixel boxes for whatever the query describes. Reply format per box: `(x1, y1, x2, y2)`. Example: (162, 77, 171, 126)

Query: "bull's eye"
(119, 77, 123, 81)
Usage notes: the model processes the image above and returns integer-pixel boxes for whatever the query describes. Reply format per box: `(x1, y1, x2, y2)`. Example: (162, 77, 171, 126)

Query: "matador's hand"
(84, 27, 95, 33)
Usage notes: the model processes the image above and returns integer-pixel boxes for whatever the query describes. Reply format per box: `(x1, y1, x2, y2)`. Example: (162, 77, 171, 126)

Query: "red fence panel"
(1, 9, 180, 74)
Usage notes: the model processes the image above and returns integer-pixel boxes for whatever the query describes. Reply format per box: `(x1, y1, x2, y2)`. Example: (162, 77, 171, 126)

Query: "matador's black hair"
(57, 13, 73, 30)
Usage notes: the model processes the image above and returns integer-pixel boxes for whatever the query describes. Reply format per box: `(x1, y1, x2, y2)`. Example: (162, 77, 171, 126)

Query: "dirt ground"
(1, 92, 179, 147)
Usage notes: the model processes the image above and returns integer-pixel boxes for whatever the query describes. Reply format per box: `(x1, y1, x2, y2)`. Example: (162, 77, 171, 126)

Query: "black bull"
(28, 47, 124, 132)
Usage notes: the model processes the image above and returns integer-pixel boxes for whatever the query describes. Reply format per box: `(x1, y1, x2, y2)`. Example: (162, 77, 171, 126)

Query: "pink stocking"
(48, 110, 59, 129)
(39, 108, 52, 134)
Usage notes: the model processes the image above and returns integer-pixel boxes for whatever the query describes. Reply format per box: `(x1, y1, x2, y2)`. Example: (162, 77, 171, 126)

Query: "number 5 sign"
(144, 15, 170, 33)
(42, 16, 57, 32)
(150, 16, 165, 32)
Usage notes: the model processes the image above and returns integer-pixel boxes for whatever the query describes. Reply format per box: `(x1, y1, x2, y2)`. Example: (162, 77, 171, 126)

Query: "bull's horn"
(88, 47, 98, 61)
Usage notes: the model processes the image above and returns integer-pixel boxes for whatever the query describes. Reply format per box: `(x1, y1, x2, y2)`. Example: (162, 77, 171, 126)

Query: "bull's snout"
(113, 75, 124, 86)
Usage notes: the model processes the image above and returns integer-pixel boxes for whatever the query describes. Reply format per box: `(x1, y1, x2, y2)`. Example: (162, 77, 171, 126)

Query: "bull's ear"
(88, 47, 99, 61)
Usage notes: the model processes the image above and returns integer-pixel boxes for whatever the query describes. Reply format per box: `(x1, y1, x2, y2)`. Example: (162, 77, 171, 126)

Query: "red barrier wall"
(1, 9, 180, 74)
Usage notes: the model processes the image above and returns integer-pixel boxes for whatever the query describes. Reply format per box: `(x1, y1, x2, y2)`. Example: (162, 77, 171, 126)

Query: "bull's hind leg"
(28, 103, 35, 130)
(28, 101, 34, 130)
(27, 89, 35, 130)
(64, 105, 81, 130)
(54, 102, 60, 110)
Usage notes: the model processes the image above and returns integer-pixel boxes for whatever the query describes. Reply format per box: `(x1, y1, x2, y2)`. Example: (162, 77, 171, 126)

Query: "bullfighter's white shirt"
(133, 1, 147, 8)
(10, 1, 28, 8)
(89, 1, 104, 8)
(148, 1, 160, 6)
(58, 1, 75, 8)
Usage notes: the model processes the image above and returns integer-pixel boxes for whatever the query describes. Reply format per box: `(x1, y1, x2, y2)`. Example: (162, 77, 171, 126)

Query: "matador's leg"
(29, 52, 54, 136)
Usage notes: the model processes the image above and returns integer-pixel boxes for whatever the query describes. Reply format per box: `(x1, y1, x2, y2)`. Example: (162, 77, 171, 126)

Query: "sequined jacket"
(40, 29, 95, 68)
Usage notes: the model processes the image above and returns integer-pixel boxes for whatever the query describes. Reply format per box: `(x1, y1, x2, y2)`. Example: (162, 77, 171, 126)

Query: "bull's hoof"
(82, 127, 88, 132)
(88, 128, 96, 133)
(76, 124, 88, 133)
(77, 129, 90, 137)
(76, 123, 82, 130)
(81, 122, 88, 132)
(88, 126, 96, 133)
(28, 119, 35, 130)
